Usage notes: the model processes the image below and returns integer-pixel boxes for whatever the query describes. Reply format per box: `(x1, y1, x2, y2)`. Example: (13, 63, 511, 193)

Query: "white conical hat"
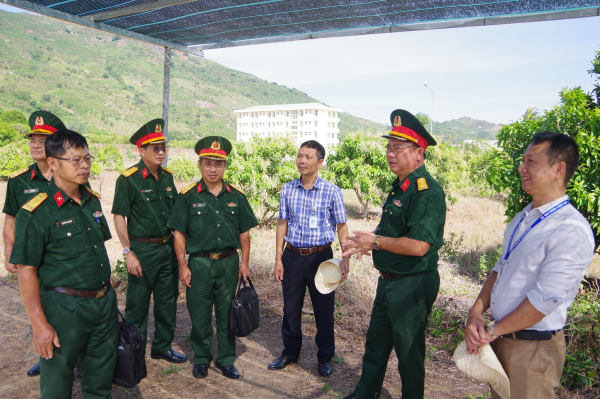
(453, 341, 510, 399)
(315, 258, 342, 294)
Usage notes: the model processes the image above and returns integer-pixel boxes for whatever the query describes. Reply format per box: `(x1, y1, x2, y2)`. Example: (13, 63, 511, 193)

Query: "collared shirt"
(10, 182, 112, 290)
(490, 195, 595, 331)
(167, 180, 258, 254)
(111, 159, 177, 238)
(278, 176, 347, 248)
(373, 165, 446, 275)
(2, 162, 52, 217)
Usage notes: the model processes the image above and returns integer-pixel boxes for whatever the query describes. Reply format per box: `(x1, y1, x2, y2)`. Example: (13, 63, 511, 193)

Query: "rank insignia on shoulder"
(417, 178, 429, 191)
(9, 167, 29, 179)
(193, 203, 206, 208)
(180, 182, 196, 195)
(400, 178, 410, 192)
(56, 218, 74, 227)
(122, 166, 138, 177)
(393, 199, 403, 207)
(86, 186, 101, 199)
(229, 184, 245, 195)
(22, 193, 48, 212)
(227, 202, 238, 207)
(24, 188, 39, 194)
(162, 167, 173, 174)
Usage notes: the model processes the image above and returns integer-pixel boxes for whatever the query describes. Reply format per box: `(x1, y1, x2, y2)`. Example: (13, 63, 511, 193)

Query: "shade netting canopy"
(6, 0, 600, 51)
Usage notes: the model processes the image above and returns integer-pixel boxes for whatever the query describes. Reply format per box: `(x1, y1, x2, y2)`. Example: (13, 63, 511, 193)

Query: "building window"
(315, 110, 318, 116)
(314, 121, 318, 127)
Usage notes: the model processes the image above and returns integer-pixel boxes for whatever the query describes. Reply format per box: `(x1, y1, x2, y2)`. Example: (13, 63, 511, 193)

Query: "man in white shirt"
(464, 131, 595, 399)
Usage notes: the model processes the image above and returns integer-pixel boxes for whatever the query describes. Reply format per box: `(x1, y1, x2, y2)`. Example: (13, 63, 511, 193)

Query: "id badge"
(309, 215, 318, 229)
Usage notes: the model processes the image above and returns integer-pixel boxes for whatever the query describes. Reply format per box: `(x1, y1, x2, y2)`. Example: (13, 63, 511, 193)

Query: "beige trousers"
(490, 330, 566, 399)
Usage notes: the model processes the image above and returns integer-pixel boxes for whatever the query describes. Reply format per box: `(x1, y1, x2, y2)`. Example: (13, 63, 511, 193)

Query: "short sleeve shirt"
(373, 165, 446, 275)
(167, 180, 258, 254)
(2, 163, 52, 217)
(10, 182, 112, 290)
(111, 160, 177, 238)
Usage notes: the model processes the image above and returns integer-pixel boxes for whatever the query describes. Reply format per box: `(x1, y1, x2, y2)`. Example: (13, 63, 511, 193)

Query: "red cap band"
(389, 126, 429, 151)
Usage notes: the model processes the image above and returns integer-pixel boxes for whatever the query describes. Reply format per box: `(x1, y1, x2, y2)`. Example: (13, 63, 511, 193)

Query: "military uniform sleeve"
(404, 186, 445, 245)
(167, 193, 189, 233)
(2, 177, 20, 217)
(111, 175, 133, 217)
(9, 210, 47, 267)
(238, 194, 259, 234)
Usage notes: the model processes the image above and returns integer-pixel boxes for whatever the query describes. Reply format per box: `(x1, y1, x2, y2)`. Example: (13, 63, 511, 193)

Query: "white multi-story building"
(234, 103, 341, 150)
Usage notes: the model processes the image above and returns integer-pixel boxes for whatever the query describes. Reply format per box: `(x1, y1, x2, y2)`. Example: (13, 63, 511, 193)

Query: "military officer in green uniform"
(111, 119, 187, 364)
(11, 129, 118, 398)
(342, 110, 447, 399)
(167, 136, 258, 380)
(2, 111, 66, 378)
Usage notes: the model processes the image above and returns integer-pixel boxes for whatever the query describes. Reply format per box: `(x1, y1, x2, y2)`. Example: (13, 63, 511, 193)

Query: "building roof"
(235, 103, 343, 113)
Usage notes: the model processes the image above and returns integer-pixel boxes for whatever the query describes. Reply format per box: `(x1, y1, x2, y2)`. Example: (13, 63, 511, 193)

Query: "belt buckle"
(96, 287, 107, 299)
(160, 236, 169, 244)
(210, 253, 219, 260)
(379, 272, 386, 279)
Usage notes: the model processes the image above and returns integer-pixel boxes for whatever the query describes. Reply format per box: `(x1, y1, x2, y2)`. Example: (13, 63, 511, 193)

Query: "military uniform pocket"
(140, 192, 157, 203)
(51, 224, 86, 255)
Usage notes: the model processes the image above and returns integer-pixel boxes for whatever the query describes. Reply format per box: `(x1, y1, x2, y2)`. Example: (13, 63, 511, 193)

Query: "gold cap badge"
(155, 124, 162, 133)
(393, 115, 402, 127)
(211, 141, 221, 150)
(35, 116, 44, 126)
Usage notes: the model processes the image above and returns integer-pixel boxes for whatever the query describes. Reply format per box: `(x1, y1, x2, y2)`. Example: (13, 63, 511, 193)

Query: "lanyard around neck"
(503, 199, 570, 261)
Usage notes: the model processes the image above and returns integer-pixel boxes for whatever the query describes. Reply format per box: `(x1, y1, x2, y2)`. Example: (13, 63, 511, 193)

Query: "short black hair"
(45, 129, 89, 158)
(300, 140, 325, 160)
(530, 131, 580, 184)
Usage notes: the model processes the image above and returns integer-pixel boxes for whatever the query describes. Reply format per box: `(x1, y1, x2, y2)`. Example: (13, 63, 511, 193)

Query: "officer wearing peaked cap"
(2, 111, 67, 378)
(167, 136, 258, 380)
(342, 110, 447, 399)
(111, 119, 187, 364)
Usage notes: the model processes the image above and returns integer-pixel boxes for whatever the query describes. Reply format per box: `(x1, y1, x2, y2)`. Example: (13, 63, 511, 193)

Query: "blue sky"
(2, 4, 599, 125)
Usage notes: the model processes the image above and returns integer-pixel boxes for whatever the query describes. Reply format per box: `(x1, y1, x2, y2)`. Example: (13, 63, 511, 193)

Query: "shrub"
(0, 122, 23, 147)
(168, 156, 198, 182)
(0, 110, 27, 125)
(0, 141, 31, 177)
(90, 145, 123, 172)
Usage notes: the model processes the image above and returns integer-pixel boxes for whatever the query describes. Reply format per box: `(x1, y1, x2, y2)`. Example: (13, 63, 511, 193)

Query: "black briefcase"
(229, 277, 260, 337)
(113, 310, 147, 388)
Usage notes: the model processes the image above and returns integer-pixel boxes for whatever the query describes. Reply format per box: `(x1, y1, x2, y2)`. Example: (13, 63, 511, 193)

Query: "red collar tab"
(142, 168, 149, 179)
(31, 169, 35, 180)
(225, 184, 231, 193)
(197, 183, 203, 193)
(54, 191, 65, 207)
(400, 179, 411, 192)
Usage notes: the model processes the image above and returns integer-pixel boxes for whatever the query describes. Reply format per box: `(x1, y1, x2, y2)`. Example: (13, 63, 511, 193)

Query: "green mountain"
(0, 10, 386, 145)
(413, 114, 501, 144)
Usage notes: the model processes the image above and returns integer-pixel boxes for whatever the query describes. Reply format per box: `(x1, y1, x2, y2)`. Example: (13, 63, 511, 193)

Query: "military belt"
(129, 234, 171, 244)
(379, 272, 404, 280)
(501, 329, 561, 341)
(196, 248, 238, 260)
(286, 242, 331, 256)
(45, 285, 109, 299)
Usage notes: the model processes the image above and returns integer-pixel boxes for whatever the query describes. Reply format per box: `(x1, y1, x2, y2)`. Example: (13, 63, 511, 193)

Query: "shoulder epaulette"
(86, 186, 101, 199)
(122, 166, 138, 177)
(9, 167, 29, 179)
(180, 182, 196, 195)
(417, 178, 429, 191)
(162, 167, 173, 174)
(22, 193, 48, 212)
(229, 183, 246, 195)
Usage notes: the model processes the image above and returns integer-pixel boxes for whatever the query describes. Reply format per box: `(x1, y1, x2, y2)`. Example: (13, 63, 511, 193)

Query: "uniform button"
(216, 211, 219, 214)
(67, 232, 71, 236)
(218, 238, 220, 241)
(94, 245, 97, 248)
(392, 192, 394, 195)
(232, 211, 234, 214)
(198, 211, 201, 214)
(160, 197, 162, 199)
(147, 198, 149, 201)
(88, 228, 90, 231)
(385, 210, 387, 213)
(101, 264, 103, 267)
(217, 224, 220, 227)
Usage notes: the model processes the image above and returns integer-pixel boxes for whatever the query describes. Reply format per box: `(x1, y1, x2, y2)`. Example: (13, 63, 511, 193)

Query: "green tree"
(0, 110, 27, 125)
(0, 122, 23, 146)
(522, 106, 540, 121)
(0, 141, 31, 177)
(327, 132, 393, 218)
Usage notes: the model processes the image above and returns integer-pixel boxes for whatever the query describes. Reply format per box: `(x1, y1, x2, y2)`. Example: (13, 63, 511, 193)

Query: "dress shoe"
(215, 364, 240, 379)
(150, 349, 187, 364)
(317, 362, 333, 377)
(267, 354, 298, 370)
(192, 363, 210, 379)
(26, 362, 40, 377)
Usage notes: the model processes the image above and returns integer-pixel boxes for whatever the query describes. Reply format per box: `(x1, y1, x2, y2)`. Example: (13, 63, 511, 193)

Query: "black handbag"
(113, 310, 147, 388)
(229, 277, 260, 337)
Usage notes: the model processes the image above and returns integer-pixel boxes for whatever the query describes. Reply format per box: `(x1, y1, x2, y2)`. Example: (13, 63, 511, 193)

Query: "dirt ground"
(0, 170, 597, 399)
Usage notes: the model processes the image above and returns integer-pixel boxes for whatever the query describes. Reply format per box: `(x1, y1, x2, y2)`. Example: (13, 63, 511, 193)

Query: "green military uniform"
(3, 163, 53, 217)
(111, 120, 179, 355)
(10, 182, 118, 398)
(167, 136, 258, 367)
(352, 110, 446, 399)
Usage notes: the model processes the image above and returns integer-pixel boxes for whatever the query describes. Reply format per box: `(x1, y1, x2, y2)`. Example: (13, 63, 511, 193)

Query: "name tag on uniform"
(193, 203, 206, 208)
(141, 189, 153, 193)
(24, 188, 39, 194)
(309, 215, 318, 229)
(56, 218, 74, 227)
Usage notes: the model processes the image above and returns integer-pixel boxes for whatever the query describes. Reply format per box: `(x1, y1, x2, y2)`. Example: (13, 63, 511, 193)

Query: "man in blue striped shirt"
(268, 140, 349, 377)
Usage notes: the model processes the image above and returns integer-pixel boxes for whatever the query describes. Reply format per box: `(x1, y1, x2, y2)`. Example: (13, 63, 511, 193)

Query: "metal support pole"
(162, 47, 171, 166)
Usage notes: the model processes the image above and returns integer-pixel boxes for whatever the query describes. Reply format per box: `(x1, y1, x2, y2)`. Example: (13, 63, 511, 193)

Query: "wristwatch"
(487, 322, 499, 339)
(372, 235, 381, 251)
(123, 247, 133, 255)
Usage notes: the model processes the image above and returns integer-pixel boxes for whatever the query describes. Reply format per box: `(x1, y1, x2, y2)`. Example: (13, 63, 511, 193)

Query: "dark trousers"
(281, 246, 335, 364)
(353, 270, 440, 399)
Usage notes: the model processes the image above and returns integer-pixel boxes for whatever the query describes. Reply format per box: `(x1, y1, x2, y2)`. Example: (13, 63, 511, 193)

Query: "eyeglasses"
(52, 156, 95, 166)
(146, 146, 167, 154)
(29, 139, 46, 146)
(385, 144, 418, 153)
